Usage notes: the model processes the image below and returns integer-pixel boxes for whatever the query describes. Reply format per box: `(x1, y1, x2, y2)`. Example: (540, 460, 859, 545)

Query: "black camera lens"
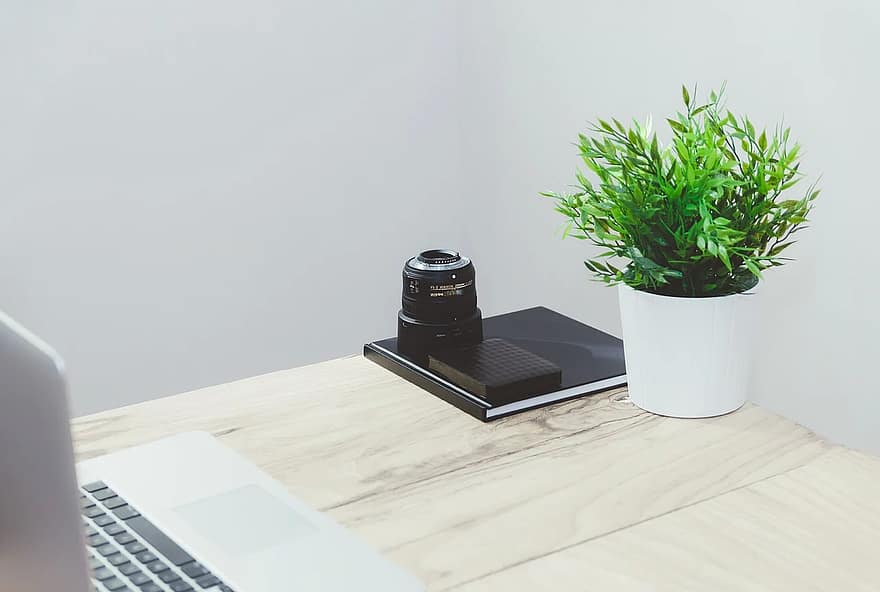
(397, 249, 483, 359)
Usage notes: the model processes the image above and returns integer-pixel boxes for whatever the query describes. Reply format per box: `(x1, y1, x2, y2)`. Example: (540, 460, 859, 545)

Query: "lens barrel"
(397, 249, 483, 359)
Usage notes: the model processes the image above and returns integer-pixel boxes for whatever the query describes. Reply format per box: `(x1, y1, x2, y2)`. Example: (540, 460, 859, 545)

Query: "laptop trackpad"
(174, 484, 318, 556)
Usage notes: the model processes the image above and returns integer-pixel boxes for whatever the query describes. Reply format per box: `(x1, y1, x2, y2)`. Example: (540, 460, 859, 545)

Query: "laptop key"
(126, 515, 195, 566)
(146, 560, 170, 574)
(128, 572, 152, 586)
(140, 584, 163, 592)
(125, 541, 147, 555)
(135, 551, 158, 565)
(196, 574, 220, 588)
(103, 576, 126, 591)
(118, 563, 141, 577)
(82, 481, 107, 493)
(95, 515, 116, 527)
(170, 582, 194, 592)
(219, 586, 234, 592)
(181, 563, 207, 579)
(135, 551, 157, 564)
(102, 496, 127, 510)
(114, 505, 140, 520)
(108, 553, 130, 567)
(114, 532, 136, 545)
(88, 556, 103, 570)
(96, 544, 120, 557)
(93, 566, 115, 581)
(88, 534, 108, 547)
(159, 570, 181, 584)
(84, 507, 106, 519)
(105, 523, 126, 536)
(85, 525, 99, 537)
(93, 488, 117, 501)
(180, 561, 208, 579)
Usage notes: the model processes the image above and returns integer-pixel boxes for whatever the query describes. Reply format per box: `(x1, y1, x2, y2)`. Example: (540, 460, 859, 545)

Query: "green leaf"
(717, 244, 731, 270)
(543, 83, 818, 297)
(768, 241, 796, 257)
(745, 260, 763, 278)
(627, 129, 640, 146)
(667, 118, 687, 134)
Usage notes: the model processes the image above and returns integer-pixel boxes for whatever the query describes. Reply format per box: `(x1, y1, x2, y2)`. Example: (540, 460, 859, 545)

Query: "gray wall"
(459, 0, 880, 453)
(4, 1, 880, 454)
(0, 0, 463, 415)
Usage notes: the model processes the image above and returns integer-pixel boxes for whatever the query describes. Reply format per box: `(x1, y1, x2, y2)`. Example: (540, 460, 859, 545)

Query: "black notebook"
(363, 306, 627, 421)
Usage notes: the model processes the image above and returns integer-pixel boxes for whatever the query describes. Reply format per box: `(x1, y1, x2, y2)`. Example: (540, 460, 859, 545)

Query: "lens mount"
(407, 249, 471, 272)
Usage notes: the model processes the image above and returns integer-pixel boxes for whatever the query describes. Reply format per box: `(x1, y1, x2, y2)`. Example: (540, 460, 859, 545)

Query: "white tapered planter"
(618, 284, 756, 418)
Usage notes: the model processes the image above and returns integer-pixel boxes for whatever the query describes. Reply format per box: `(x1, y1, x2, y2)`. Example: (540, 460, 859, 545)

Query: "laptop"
(0, 311, 423, 592)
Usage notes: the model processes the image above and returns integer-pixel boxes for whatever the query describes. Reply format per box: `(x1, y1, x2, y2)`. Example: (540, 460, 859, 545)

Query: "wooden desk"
(72, 356, 880, 591)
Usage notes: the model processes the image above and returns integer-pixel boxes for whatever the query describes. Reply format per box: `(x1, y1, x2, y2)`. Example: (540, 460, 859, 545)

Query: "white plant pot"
(618, 284, 755, 418)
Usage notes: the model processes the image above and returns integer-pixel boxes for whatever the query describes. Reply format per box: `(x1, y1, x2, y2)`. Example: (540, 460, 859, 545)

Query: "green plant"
(543, 84, 820, 297)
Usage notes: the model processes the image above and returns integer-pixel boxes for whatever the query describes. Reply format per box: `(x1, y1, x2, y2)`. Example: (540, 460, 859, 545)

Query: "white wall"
(0, 0, 462, 415)
(458, 0, 880, 453)
(4, 0, 880, 454)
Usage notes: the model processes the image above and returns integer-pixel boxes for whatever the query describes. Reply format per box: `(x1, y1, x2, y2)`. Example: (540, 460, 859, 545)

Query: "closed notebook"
(364, 306, 627, 421)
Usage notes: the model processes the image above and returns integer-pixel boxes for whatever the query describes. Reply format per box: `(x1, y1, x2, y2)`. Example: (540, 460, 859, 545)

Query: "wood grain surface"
(456, 449, 880, 591)
(72, 355, 875, 590)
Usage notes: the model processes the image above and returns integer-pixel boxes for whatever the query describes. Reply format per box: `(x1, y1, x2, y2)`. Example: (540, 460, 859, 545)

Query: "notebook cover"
(364, 306, 627, 421)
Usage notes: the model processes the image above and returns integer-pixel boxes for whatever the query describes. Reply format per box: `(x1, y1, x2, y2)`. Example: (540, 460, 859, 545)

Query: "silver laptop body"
(0, 312, 422, 592)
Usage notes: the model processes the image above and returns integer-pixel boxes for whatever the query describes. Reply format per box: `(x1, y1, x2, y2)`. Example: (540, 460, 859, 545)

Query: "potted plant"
(543, 84, 820, 417)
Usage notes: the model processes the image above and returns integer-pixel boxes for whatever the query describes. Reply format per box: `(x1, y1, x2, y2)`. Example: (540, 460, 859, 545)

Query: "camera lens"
(402, 250, 476, 322)
(397, 249, 483, 359)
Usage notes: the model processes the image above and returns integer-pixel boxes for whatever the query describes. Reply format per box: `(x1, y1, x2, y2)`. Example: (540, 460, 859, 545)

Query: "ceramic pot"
(618, 284, 756, 418)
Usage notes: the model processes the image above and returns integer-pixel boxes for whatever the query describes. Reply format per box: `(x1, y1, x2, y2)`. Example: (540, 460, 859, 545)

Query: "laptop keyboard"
(80, 481, 234, 592)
